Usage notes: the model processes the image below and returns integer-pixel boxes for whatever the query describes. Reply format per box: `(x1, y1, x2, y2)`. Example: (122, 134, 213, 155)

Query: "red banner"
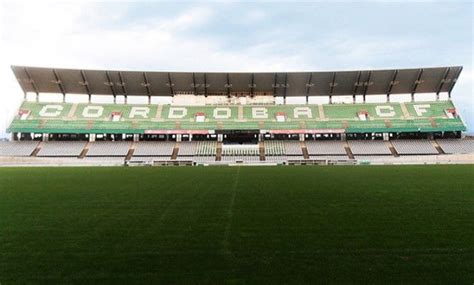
(144, 130, 212, 135)
(267, 129, 345, 134)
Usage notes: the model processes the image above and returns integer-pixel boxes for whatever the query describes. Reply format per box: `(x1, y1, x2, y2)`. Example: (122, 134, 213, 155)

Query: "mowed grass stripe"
(0, 165, 473, 284)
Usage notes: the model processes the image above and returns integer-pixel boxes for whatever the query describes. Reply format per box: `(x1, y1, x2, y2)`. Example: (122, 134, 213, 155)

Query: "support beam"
(352, 71, 362, 104)
(143, 72, 152, 95)
(118, 72, 127, 94)
(52, 69, 66, 102)
(305, 73, 313, 104)
(448, 66, 463, 99)
(329, 72, 337, 94)
(105, 71, 116, 103)
(363, 71, 372, 103)
(436, 67, 451, 100)
(225, 73, 231, 98)
(167, 72, 174, 96)
(386, 69, 399, 102)
(272, 73, 278, 98)
(203, 73, 208, 97)
(79, 70, 92, 102)
(411, 68, 424, 102)
(329, 72, 337, 104)
(24, 67, 39, 101)
(142, 72, 152, 103)
(283, 73, 288, 103)
(250, 73, 255, 97)
(192, 73, 197, 96)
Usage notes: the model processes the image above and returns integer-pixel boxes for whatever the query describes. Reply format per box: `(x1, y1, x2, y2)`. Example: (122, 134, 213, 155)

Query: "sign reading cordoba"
(36, 104, 434, 119)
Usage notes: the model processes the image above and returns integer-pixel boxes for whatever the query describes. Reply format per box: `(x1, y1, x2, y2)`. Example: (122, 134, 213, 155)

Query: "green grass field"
(0, 165, 473, 284)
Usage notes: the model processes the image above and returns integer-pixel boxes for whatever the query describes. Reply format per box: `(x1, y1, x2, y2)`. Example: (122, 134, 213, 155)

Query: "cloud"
(0, 0, 472, 137)
(0, 2, 309, 137)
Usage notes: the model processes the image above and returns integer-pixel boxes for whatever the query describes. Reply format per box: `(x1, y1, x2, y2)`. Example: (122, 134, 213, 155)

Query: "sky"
(0, 0, 472, 138)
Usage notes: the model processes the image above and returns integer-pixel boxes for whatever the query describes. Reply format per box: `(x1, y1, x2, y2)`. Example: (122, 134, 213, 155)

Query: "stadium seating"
(221, 155, 260, 163)
(8, 100, 466, 134)
(309, 155, 349, 160)
(221, 144, 260, 163)
(86, 141, 131, 156)
(37, 141, 86, 157)
(0, 141, 39, 156)
(263, 156, 284, 162)
(264, 140, 285, 156)
(284, 141, 303, 155)
(176, 141, 217, 163)
(354, 155, 397, 161)
(178, 141, 198, 156)
(178, 141, 217, 156)
(348, 140, 392, 155)
(129, 156, 170, 162)
(196, 141, 217, 156)
(436, 139, 474, 154)
(192, 156, 216, 163)
(133, 141, 175, 157)
(222, 147, 259, 157)
(82, 156, 126, 163)
(305, 141, 347, 155)
(391, 140, 438, 155)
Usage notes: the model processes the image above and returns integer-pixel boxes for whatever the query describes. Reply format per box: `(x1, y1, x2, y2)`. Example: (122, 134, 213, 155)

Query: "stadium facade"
(1, 65, 472, 166)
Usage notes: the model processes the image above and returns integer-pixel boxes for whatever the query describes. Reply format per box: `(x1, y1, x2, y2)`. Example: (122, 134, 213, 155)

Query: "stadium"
(0, 64, 473, 283)
(1, 65, 472, 166)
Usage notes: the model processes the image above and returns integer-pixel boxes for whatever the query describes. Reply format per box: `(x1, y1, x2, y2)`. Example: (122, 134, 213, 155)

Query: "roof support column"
(352, 71, 361, 104)
(272, 73, 278, 99)
(192, 73, 198, 96)
(363, 71, 372, 104)
(448, 67, 462, 99)
(118, 72, 128, 105)
(329, 72, 336, 104)
(79, 70, 91, 103)
(105, 71, 116, 103)
(167, 72, 175, 96)
(436, 67, 450, 101)
(52, 69, 66, 103)
(250, 73, 255, 97)
(305, 73, 313, 105)
(204, 73, 208, 98)
(411, 69, 424, 102)
(23, 67, 39, 102)
(226, 73, 231, 98)
(386, 69, 398, 104)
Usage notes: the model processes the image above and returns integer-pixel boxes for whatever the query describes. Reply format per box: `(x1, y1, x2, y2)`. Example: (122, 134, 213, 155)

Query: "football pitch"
(0, 165, 473, 284)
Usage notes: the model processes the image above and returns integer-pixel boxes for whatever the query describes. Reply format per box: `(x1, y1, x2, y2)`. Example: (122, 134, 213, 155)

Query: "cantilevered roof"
(11, 65, 462, 97)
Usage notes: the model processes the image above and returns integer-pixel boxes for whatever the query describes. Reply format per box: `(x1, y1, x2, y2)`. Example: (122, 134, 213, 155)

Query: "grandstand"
(1, 65, 472, 166)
